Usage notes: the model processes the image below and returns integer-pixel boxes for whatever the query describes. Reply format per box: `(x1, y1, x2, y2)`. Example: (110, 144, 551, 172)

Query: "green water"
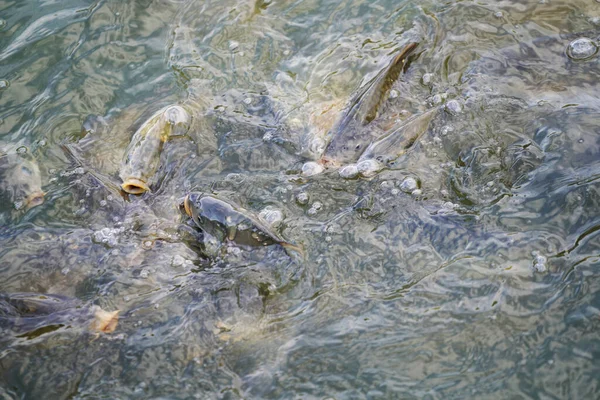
(1, 0, 599, 398)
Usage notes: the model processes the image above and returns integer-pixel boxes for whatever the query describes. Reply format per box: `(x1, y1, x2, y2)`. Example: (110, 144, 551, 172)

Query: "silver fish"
(120, 105, 191, 194)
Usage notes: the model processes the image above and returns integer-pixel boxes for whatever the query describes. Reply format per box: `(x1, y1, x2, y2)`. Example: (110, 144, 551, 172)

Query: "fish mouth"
(121, 178, 149, 195)
(183, 194, 193, 218)
(25, 191, 45, 210)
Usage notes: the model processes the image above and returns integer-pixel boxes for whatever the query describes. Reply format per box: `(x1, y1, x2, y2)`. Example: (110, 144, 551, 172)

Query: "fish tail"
(281, 242, 306, 259)
(360, 42, 420, 124)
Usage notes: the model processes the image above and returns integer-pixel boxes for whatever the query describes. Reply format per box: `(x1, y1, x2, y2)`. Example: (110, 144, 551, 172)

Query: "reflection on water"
(1, 0, 599, 398)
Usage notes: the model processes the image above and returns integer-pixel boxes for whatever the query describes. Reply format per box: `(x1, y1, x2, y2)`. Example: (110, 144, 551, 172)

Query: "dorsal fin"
(322, 42, 420, 164)
(356, 42, 419, 124)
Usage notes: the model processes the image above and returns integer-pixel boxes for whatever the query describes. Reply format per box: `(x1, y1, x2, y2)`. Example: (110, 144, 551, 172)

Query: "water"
(1, 0, 600, 398)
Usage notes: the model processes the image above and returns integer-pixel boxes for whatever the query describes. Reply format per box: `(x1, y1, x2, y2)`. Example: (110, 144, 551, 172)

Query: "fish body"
(0, 292, 119, 338)
(120, 105, 191, 194)
(183, 192, 286, 248)
(0, 150, 44, 211)
(322, 42, 419, 165)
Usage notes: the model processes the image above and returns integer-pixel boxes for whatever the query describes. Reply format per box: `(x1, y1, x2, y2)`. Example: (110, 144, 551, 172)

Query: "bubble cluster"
(259, 207, 284, 228)
(308, 201, 323, 216)
(531, 251, 547, 273)
(296, 192, 309, 205)
(93, 227, 125, 247)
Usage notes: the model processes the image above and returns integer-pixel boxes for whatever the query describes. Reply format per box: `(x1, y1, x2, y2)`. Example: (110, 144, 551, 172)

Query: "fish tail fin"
(281, 242, 306, 259)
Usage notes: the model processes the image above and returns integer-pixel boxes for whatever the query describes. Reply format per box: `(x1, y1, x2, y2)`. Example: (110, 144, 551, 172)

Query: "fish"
(0, 149, 45, 211)
(321, 42, 420, 165)
(357, 108, 437, 167)
(120, 105, 191, 194)
(0, 292, 119, 339)
(182, 192, 302, 255)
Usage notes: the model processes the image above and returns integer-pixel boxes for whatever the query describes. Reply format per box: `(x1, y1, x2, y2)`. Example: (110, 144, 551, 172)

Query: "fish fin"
(60, 143, 128, 200)
(90, 308, 120, 333)
(227, 226, 237, 241)
(359, 108, 436, 165)
(281, 242, 306, 259)
(356, 42, 419, 124)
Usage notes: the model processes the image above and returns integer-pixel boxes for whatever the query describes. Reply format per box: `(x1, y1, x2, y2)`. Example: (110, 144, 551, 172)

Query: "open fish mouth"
(121, 178, 150, 194)
(183, 194, 193, 218)
(25, 191, 45, 210)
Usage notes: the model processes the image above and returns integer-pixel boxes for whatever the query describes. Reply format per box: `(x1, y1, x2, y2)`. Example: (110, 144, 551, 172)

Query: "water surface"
(1, 0, 599, 398)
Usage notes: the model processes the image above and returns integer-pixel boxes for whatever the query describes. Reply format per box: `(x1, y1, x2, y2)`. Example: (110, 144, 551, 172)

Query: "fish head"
(162, 105, 192, 137)
(183, 192, 234, 242)
(0, 154, 45, 210)
(121, 177, 150, 195)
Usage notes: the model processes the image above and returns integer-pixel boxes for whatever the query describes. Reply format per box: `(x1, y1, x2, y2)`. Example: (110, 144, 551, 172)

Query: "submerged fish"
(321, 42, 420, 165)
(0, 149, 44, 211)
(120, 105, 191, 194)
(0, 292, 119, 339)
(183, 192, 301, 255)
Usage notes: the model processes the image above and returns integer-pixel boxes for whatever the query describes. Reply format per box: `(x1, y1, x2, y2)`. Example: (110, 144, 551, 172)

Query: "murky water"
(1, 0, 600, 398)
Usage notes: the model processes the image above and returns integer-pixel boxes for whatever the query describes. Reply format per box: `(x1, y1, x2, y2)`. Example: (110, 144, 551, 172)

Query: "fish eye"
(20, 166, 33, 176)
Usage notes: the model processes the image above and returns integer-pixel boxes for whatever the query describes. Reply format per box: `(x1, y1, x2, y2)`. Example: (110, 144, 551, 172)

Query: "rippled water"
(1, 0, 600, 398)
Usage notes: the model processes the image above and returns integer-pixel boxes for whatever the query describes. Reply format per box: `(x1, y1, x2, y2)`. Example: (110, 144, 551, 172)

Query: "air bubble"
(243, 97, 252, 105)
(263, 131, 274, 141)
(389, 89, 399, 99)
(339, 164, 359, 179)
(357, 159, 383, 177)
(494, 11, 503, 18)
(140, 269, 150, 279)
(302, 161, 324, 176)
(0, 19, 6, 29)
(400, 177, 418, 193)
(445, 100, 462, 115)
(566, 38, 598, 60)
(228, 41, 239, 51)
(100, 200, 107, 207)
(172, 255, 185, 267)
(16, 146, 27, 154)
(0, 80, 9, 90)
(422, 73, 433, 86)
